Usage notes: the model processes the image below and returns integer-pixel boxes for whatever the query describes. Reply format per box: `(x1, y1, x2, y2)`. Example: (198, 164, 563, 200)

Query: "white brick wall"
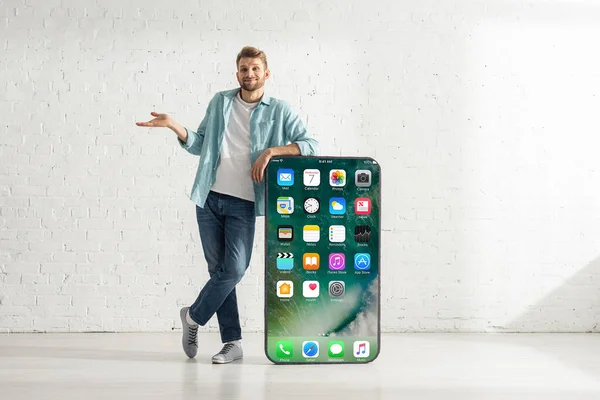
(2, 0, 600, 333)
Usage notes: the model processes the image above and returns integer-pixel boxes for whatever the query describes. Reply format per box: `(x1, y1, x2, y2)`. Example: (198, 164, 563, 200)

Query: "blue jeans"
(189, 191, 256, 343)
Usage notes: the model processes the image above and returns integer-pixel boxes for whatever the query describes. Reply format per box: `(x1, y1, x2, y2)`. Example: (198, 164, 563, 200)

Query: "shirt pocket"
(255, 119, 277, 147)
(258, 119, 276, 134)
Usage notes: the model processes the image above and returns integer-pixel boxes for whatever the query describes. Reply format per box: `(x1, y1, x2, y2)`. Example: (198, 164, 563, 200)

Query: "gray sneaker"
(180, 307, 198, 358)
(212, 342, 243, 364)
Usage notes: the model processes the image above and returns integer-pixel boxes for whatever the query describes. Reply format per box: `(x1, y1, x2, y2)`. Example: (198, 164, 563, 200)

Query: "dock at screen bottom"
(266, 337, 378, 363)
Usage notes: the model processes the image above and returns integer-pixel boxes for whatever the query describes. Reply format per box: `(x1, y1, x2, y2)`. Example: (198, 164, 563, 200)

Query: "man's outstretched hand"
(136, 112, 173, 128)
(136, 112, 188, 143)
(251, 148, 273, 183)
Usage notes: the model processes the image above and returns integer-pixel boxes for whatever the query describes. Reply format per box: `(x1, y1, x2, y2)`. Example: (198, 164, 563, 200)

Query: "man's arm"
(266, 143, 301, 157)
(177, 118, 207, 156)
(169, 121, 188, 143)
(177, 96, 218, 155)
(250, 107, 319, 183)
(282, 108, 319, 156)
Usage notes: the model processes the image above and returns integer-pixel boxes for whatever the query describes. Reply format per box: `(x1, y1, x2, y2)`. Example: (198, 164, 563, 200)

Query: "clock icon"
(304, 197, 320, 214)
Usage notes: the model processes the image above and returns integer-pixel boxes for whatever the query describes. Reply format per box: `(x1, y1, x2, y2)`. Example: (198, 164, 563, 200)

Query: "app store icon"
(354, 253, 371, 271)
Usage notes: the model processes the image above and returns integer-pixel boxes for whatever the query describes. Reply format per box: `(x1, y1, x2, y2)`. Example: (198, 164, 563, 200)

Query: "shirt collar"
(226, 88, 271, 106)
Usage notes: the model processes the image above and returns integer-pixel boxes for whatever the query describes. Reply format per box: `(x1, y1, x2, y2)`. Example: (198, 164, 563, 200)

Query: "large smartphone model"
(264, 156, 381, 364)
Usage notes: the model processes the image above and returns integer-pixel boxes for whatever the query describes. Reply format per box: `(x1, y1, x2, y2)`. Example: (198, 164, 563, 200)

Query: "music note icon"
(328, 253, 346, 270)
(353, 341, 370, 358)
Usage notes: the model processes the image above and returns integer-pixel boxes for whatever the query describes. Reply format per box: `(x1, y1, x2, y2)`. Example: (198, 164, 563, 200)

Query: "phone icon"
(276, 341, 294, 358)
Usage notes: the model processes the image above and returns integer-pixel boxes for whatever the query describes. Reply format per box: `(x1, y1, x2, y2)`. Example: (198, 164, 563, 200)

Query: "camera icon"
(355, 170, 372, 187)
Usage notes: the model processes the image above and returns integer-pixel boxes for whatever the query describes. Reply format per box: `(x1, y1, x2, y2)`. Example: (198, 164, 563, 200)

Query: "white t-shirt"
(210, 93, 258, 202)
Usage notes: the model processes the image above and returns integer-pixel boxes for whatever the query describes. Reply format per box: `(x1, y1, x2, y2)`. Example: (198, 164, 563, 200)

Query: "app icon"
(303, 253, 320, 270)
(329, 281, 345, 297)
(303, 225, 320, 242)
(354, 198, 371, 215)
(276, 341, 294, 358)
(302, 341, 319, 358)
(355, 170, 372, 187)
(303, 169, 320, 186)
(276, 252, 294, 270)
(329, 169, 346, 187)
(353, 341, 370, 358)
(328, 253, 345, 270)
(354, 253, 371, 270)
(304, 197, 320, 214)
(277, 169, 294, 186)
(277, 225, 293, 241)
(329, 225, 346, 243)
(303, 281, 320, 298)
(328, 341, 345, 358)
(276, 280, 293, 298)
(277, 197, 294, 214)
(329, 197, 346, 215)
(354, 225, 371, 242)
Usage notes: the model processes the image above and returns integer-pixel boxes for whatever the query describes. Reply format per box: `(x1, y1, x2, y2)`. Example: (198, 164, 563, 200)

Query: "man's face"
(236, 57, 270, 92)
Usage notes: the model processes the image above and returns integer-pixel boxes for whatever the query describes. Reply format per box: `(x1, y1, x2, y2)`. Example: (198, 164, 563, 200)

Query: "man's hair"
(236, 46, 268, 70)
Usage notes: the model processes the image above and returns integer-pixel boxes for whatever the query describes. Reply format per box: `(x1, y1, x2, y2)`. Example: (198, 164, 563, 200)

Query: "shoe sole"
(212, 357, 242, 364)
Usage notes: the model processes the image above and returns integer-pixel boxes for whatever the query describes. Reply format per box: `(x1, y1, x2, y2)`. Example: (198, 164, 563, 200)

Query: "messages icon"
(329, 198, 346, 215)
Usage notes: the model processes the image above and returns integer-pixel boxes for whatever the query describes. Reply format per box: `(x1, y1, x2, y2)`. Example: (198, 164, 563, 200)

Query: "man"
(136, 46, 318, 363)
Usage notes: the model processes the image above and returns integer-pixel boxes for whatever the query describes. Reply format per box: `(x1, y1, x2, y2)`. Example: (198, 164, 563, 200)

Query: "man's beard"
(240, 78, 264, 92)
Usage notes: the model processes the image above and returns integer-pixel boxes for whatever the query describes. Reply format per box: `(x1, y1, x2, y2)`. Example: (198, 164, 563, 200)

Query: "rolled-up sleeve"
(178, 125, 205, 155)
(178, 96, 216, 155)
(283, 108, 319, 156)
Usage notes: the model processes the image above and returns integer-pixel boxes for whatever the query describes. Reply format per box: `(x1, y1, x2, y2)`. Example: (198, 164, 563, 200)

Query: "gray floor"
(1, 332, 600, 399)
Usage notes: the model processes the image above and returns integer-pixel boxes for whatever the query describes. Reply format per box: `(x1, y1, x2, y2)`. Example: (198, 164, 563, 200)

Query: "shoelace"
(188, 326, 198, 346)
(217, 343, 235, 355)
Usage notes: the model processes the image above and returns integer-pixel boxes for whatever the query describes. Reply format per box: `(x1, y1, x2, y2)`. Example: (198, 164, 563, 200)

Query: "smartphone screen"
(264, 156, 381, 364)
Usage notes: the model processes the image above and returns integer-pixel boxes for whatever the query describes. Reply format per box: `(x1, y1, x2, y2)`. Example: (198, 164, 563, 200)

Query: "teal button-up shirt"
(179, 88, 319, 216)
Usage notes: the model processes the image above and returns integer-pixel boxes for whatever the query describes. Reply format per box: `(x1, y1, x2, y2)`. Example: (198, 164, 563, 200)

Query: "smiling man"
(136, 46, 318, 363)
